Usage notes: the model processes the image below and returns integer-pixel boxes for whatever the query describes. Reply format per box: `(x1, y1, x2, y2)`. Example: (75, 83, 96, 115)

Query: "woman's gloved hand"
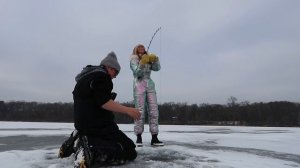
(148, 54, 158, 63)
(140, 54, 150, 65)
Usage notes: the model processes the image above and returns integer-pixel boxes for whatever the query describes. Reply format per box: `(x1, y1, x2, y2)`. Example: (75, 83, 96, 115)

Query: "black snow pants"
(84, 130, 137, 166)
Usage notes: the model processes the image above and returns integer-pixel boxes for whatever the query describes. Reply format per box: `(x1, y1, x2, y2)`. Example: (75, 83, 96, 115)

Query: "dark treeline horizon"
(0, 98, 299, 127)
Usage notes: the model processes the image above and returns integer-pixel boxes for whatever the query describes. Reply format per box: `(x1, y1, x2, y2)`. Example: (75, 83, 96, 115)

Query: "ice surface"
(0, 121, 299, 168)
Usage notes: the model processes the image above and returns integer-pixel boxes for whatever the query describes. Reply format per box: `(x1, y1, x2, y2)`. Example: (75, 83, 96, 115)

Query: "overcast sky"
(0, 0, 299, 104)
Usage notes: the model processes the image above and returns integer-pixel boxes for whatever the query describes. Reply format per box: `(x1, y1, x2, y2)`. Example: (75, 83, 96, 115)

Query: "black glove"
(111, 92, 117, 100)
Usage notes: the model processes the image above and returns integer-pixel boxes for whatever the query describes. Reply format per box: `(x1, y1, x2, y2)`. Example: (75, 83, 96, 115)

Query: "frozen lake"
(0, 121, 299, 168)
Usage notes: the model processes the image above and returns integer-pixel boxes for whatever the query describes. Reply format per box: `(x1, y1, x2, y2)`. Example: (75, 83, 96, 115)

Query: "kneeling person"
(63, 52, 140, 167)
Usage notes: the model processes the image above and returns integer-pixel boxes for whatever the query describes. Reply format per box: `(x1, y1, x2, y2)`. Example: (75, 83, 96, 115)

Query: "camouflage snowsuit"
(130, 54, 161, 135)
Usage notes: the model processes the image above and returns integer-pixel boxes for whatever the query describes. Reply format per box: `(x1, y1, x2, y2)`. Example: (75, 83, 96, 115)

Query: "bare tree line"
(0, 98, 299, 127)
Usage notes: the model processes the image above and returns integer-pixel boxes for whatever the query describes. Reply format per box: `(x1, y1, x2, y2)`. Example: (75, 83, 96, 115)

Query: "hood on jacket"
(75, 65, 106, 82)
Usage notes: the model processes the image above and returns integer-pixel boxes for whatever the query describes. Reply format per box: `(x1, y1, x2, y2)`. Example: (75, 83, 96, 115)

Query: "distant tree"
(240, 101, 250, 106)
(227, 96, 238, 107)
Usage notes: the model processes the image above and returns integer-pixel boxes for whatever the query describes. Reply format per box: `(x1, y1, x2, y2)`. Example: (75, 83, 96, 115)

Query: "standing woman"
(130, 44, 164, 147)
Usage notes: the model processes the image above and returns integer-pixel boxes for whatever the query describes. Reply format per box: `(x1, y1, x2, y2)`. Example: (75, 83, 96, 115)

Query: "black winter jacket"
(73, 65, 119, 137)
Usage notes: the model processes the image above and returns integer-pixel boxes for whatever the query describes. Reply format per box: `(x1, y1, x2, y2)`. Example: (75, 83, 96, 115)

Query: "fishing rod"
(146, 27, 161, 53)
(145, 27, 163, 103)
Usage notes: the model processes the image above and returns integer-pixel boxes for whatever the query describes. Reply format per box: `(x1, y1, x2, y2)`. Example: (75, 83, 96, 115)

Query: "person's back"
(73, 65, 119, 136)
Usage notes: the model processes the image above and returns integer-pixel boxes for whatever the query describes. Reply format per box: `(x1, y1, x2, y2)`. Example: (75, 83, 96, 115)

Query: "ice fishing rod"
(146, 27, 163, 103)
(146, 27, 161, 53)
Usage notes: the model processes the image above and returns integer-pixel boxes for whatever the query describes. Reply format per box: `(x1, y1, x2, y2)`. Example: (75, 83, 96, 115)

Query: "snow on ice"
(0, 121, 299, 168)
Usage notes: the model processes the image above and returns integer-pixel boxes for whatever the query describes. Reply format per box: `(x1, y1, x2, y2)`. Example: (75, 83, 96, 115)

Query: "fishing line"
(158, 27, 162, 104)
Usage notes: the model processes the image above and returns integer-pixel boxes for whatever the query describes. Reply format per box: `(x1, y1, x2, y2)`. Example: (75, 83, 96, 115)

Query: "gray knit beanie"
(100, 51, 121, 72)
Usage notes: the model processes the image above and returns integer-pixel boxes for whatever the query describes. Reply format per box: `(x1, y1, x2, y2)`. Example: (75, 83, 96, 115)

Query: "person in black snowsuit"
(59, 52, 140, 168)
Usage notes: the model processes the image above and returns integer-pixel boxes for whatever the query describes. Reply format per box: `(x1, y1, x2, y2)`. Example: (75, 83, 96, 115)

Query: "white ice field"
(0, 121, 299, 168)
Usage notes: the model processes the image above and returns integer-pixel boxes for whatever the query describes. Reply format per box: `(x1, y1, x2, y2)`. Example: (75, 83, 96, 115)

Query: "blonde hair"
(132, 44, 147, 55)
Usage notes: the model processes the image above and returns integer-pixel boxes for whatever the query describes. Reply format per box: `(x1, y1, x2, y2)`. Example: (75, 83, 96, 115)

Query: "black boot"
(74, 136, 93, 168)
(58, 129, 79, 158)
(151, 134, 164, 147)
(136, 134, 143, 147)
